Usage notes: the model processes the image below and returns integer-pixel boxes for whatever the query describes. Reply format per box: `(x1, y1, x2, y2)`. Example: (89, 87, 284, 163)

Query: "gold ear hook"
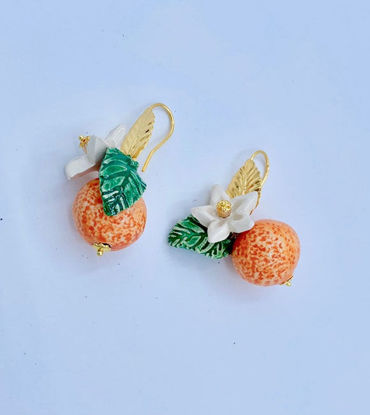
(141, 103, 175, 172)
(250, 150, 270, 186)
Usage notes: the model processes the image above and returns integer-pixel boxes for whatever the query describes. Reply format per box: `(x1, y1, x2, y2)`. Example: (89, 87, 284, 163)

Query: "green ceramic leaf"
(99, 148, 146, 216)
(168, 215, 234, 259)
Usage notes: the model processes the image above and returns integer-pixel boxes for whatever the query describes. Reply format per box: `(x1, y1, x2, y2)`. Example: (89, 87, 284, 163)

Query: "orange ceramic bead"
(232, 219, 300, 286)
(73, 178, 147, 251)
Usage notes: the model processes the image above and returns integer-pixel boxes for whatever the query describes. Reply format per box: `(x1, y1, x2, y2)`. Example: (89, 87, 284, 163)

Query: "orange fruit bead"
(73, 178, 147, 252)
(231, 219, 300, 286)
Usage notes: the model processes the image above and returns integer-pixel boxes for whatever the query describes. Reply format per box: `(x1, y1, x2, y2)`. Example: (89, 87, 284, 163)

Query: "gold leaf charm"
(120, 107, 155, 160)
(227, 159, 262, 198)
(226, 150, 269, 208)
(119, 103, 175, 172)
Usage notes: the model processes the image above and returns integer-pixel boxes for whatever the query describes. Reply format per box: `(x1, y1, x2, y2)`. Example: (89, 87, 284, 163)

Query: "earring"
(66, 103, 175, 256)
(168, 151, 300, 286)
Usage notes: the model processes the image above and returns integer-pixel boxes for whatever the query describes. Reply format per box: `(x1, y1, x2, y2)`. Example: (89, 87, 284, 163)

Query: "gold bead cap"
(216, 200, 232, 218)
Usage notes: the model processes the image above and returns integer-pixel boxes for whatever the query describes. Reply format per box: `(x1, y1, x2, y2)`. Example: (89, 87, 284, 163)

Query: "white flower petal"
(86, 135, 108, 163)
(65, 154, 96, 180)
(210, 184, 230, 205)
(207, 219, 231, 243)
(105, 124, 127, 147)
(65, 135, 109, 179)
(232, 191, 258, 215)
(229, 215, 255, 234)
(191, 205, 218, 227)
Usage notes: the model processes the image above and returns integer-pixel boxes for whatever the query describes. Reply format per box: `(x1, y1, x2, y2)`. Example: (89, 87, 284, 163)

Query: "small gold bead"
(79, 135, 90, 150)
(282, 277, 293, 286)
(216, 200, 232, 218)
(92, 242, 111, 256)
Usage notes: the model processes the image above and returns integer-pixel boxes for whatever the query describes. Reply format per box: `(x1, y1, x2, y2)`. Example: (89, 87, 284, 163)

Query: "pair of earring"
(65, 103, 300, 287)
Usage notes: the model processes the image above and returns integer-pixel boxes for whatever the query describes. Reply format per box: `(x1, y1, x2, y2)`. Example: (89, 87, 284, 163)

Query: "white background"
(1, 1, 369, 414)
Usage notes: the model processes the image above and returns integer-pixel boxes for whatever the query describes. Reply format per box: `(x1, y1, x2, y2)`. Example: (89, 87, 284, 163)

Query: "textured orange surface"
(232, 219, 300, 286)
(73, 178, 147, 251)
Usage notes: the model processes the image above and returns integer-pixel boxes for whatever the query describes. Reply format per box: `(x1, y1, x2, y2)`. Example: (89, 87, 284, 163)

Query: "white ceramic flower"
(65, 124, 127, 179)
(191, 185, 258, 243)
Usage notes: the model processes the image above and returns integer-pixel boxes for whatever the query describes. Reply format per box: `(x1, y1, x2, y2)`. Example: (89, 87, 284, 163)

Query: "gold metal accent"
(92, 242, 111, 256)
(216, 200, 232, 218)
(120, 107, 155, 159)
(250, 150, 270, 187)
(226, 150, 270, 209)
(282, 277, 293, 287)
(120, 103, 175, 173)
(79, 135, 90, 151)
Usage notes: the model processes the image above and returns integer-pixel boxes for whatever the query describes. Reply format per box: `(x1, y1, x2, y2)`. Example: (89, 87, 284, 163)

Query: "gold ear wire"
(141, 103, 175, 172)
(250, 150, 270, 186)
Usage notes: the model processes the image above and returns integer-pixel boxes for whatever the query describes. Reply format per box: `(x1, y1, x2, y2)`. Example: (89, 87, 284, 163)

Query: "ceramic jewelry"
(66, 103, 174, 255)
(168, 151, 300, 286)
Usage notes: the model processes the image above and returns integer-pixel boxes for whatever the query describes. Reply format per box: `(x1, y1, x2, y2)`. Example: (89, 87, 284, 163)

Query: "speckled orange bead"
(73, 178, 147, 251)
(232, 219, 300, 286)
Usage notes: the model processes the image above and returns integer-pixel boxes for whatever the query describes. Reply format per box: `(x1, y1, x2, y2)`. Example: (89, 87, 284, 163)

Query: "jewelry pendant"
(168, 151, 300, 286)
(66, 103, 175, 256)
